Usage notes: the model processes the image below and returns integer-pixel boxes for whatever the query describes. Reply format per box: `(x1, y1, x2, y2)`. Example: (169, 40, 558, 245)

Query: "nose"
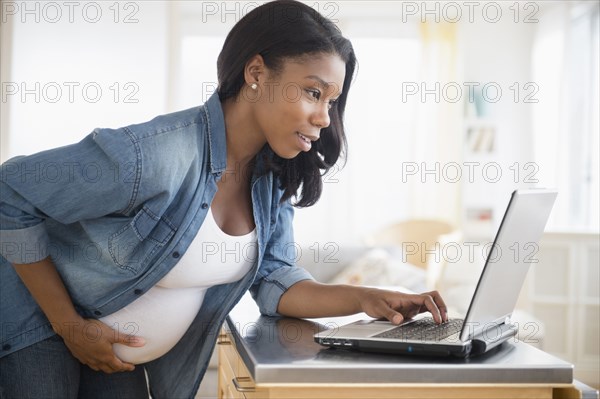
(311, 102, 331, 130)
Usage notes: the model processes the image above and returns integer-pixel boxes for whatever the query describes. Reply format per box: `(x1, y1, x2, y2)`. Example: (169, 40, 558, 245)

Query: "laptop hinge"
(470, 322, 518, 356)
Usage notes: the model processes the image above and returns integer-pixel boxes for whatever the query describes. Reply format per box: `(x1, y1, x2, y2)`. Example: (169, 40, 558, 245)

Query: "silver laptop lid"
(459, 189, 557, 342)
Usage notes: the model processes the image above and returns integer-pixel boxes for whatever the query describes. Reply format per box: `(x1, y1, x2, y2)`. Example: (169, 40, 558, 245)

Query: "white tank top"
(100, 208, 257, 364)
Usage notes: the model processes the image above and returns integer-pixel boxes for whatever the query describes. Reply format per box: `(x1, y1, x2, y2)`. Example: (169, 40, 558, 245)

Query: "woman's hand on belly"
(61, 317, 146, 374)
(10, 256, 146, 373)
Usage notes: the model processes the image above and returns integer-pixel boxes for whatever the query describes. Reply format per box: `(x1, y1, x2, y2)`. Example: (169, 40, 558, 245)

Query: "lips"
(296, 132, 314, 152)
(297, 132, 312, 144)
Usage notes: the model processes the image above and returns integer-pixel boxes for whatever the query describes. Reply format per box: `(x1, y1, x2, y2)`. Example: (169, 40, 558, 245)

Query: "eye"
(305, 89, 321, 101)
(327, 98, 339, 110)
(306, 88, 339, 110)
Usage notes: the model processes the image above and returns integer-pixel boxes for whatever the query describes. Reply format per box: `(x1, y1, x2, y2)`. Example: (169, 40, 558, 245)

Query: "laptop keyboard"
(373, 318, 464, 342)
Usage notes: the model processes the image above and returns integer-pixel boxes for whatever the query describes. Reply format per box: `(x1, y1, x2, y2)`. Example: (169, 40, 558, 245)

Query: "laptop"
(314, 189, 558, 357)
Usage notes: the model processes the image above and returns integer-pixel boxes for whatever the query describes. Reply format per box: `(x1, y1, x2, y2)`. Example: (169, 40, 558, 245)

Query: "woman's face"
(252, 53, 346, 159)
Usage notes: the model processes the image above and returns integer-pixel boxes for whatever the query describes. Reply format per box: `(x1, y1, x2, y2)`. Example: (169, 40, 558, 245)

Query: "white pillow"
(328, 248, 427, 292)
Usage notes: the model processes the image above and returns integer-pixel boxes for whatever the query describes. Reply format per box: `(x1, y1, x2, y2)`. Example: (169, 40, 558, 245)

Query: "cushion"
(328, 248, 427, 293)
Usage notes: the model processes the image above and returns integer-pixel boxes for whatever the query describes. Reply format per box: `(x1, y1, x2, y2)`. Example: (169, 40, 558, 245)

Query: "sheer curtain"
(532, 2, 600, 231)
(406, 21, 462, 225)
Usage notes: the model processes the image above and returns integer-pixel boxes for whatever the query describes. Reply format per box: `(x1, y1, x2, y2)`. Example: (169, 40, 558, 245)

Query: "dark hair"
(217, 0, 357, 207)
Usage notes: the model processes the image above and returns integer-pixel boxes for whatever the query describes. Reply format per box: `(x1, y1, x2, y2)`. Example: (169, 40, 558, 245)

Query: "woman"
(0, 1, 447, 398)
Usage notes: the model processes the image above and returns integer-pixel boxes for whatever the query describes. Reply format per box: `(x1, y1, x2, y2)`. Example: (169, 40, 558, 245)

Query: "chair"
(363, 219, 461, 290)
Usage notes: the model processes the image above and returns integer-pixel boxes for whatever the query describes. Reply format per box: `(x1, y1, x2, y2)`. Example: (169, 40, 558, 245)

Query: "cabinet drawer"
(218, 344, 246, 399)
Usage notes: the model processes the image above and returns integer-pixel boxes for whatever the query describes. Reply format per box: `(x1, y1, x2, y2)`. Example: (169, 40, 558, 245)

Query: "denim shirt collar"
(204, 91, 227, 174)
(205, 90, 275, 183)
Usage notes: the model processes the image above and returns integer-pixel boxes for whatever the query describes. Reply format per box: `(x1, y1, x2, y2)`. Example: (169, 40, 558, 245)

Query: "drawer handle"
(217, 334, 232, 345)
(232, 377, 255, 392)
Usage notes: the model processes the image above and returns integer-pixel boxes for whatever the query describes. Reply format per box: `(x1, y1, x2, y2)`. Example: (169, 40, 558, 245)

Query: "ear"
(244, 54, 267, 87)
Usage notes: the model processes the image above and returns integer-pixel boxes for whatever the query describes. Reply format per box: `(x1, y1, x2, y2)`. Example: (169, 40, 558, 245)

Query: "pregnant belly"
(99, 286, 206, 364)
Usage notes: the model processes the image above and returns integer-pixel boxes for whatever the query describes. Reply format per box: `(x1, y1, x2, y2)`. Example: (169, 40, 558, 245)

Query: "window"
(532, 2, 600, 231)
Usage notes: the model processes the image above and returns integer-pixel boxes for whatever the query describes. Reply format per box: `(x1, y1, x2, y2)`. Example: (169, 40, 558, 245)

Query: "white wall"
(1, 1, 169, 160)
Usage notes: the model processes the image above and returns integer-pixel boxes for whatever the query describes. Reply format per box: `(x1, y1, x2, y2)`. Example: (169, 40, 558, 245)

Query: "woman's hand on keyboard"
(356, 288, 449, 325)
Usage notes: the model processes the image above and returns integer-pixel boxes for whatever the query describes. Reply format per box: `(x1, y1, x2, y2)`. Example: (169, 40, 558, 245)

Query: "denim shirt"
(0, 91, 314, 398)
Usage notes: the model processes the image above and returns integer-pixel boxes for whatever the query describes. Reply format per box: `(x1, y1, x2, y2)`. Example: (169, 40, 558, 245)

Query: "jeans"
(0, 335, 149, 399)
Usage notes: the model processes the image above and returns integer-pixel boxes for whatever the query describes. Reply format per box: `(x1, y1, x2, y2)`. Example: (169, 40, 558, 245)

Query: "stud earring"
(251, 83, 258, 90)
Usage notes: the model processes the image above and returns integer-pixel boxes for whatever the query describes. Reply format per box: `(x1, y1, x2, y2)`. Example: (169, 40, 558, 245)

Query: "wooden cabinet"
(218, 332, 259, 399)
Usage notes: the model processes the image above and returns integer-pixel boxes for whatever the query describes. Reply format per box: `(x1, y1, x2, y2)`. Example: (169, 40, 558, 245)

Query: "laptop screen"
(459, 189, 557, 342)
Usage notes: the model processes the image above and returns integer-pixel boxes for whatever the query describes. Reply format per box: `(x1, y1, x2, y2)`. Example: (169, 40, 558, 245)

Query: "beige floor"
(195, 368, 218, 399)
